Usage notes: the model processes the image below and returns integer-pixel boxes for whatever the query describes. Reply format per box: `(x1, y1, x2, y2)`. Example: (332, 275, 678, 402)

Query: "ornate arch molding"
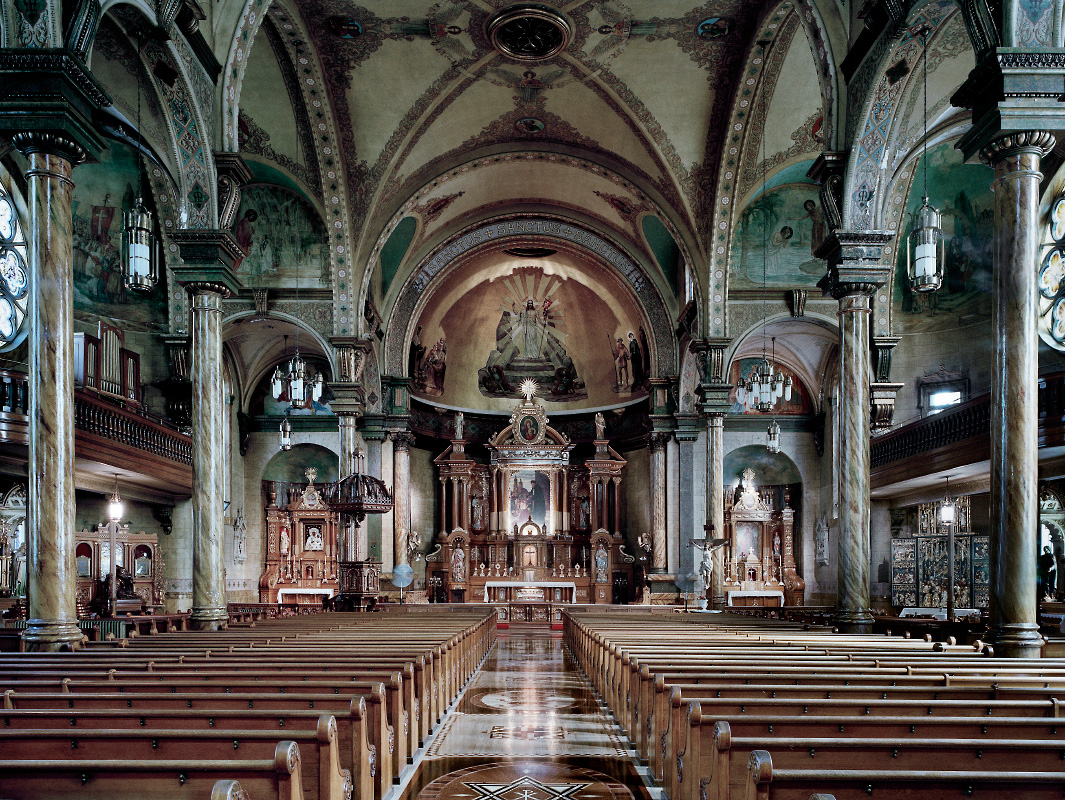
(843, 1, 960, 233)
(221, 0, 272, 150)
(705, 2, 825, 340)
(382, 215, 678, 380)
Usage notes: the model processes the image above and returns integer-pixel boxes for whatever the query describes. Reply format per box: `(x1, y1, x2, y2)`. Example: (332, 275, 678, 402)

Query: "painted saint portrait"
(731, 182, 826, 289)
(519, 416, 538, 442)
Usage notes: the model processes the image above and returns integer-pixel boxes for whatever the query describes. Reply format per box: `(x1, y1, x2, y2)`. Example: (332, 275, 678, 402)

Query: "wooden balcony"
(0, 368, 192, 497)
(870, 370, 1065, 492)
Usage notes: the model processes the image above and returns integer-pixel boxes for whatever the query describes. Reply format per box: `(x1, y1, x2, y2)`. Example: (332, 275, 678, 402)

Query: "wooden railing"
(871, 394, 991, 468)
(871, 371, 1065, 486)
(74, 390, 191, 465)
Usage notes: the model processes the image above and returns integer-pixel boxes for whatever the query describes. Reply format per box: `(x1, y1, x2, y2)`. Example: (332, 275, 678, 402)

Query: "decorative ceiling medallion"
(486, 4, 573, 62)
(514, 117, 545, 133)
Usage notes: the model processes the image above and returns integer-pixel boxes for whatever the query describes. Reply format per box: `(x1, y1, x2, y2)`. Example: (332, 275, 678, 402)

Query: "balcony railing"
(870, 371, 1065, 486)
(75, 390, 191, 465)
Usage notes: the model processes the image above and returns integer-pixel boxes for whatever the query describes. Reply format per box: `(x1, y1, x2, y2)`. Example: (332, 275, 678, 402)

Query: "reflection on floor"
(401, 628, 650, 800)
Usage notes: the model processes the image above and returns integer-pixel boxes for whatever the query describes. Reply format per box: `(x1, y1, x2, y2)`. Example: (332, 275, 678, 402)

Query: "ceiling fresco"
(252, 0, 782, 260)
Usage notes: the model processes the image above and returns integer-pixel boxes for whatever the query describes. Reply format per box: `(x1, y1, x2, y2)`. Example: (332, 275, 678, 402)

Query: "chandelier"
(736, 337, 792, 413)
(907, 26, 944, 294)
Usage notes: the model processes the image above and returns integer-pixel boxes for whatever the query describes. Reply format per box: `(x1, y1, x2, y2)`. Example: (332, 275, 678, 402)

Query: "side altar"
(722, 468, 804, 606)
(425, 383, 633, 604)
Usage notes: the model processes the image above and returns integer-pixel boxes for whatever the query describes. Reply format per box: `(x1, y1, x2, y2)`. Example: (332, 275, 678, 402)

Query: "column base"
(22, 619, 83, 651)
(835, 610, 874, 635)
(189, 608, 228, 631)
(987, 623, 1044, 658)
(712, 595, 727, 611)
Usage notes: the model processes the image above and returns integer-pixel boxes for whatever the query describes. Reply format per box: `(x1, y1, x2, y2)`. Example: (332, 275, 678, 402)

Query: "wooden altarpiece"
(722, 468, 804, 606)
(427, 389, 628, 604)
(259, 469, 340, 603)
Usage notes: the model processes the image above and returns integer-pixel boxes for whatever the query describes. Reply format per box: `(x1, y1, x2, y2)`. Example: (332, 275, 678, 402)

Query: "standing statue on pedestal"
(451, 546, 466, 582)
(595, 411, 606, 439)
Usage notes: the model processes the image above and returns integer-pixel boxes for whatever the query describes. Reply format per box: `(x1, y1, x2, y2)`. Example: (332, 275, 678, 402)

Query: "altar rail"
(870, 370, 1065, 488)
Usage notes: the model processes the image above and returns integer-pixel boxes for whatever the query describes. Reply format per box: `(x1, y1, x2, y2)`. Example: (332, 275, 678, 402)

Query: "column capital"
(816, 231, 894, 300)
(980, 130, 1056, 167)
(0, 49, 110, 164)
(952, 49, 1065, 162)
(647, 430, 672, 451)
(390, 430, 416, 450)
(170, 230, 245, 297)
(330, 383, 365, 418)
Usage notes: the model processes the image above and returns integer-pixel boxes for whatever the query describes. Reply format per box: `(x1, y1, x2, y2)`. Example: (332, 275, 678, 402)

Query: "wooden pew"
(0, 715, 351, 800)
(743, 749, 1065, 800)
(689, 718, 1065, 800)
(0, 696, 378, 799)
(0, 740, 306, 800)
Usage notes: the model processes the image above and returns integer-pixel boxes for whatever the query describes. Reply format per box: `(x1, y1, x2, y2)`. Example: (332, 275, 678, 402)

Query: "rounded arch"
(261, 443, 340, 484)
(359, 150, 698, 337)
(724, 445, 802, 486)
(223, 310, 337, 412)
(726, 313, 840, 412)
(382, 214, 678, 383)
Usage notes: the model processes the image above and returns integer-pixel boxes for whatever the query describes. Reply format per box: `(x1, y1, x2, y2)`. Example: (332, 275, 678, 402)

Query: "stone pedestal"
(982, 131, 1055, 657)
(817, 232, 893, 634)
(171, 233, 244, 631)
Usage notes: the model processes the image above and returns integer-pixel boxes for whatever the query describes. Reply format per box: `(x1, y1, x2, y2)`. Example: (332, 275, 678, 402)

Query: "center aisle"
(402, 627, 651, 800)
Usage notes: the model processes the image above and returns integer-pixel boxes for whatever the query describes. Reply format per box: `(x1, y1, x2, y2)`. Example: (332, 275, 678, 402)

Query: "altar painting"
(509, 470, 550, 531)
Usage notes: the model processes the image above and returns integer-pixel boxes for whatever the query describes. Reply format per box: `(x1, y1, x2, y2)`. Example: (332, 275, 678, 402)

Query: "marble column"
(16, 135, 85, 651)
(675, 415, 700, 592)
(649, 432, 671, 572)
(983, 131, 1055, 657)
(392, 431, 414, 565)
(817, 233, 892, 634)
(171, 234, 243, 631)
(707, 413, 726, 608)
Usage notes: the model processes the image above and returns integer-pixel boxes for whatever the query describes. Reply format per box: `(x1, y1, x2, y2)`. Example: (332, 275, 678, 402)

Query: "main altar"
(425, 382, 632, 605)
(722, 468, 804, 606)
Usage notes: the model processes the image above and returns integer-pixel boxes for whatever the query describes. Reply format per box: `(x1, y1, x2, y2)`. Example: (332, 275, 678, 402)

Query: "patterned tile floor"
(399, 629, 651, 800)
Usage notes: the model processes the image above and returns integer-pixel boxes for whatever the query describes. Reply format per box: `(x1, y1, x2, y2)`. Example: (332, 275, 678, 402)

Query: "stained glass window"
(1038, 196, 1065, 350)
(0, 181, 28, 351)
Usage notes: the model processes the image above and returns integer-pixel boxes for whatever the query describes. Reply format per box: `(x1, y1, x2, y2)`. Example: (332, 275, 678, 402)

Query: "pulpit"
(723, 468, 804, 606)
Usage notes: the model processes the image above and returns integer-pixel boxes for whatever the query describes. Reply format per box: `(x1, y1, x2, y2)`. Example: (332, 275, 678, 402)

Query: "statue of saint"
(279, 526, 290, 555)
(595, 411, 606, 439)
(595, 543, 609, 583)
(451, 547, 466, 582)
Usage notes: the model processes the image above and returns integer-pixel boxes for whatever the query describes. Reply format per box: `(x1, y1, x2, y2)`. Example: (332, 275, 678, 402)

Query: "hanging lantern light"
(907, 197, 944, 293)
(938, 477, 955, 525)
(108, 473, 125, 522)
(279, 414, 293, 451)
(123, 198, 156, 293)
(908, 28, 944, 295)
(766, 419, 781, 454)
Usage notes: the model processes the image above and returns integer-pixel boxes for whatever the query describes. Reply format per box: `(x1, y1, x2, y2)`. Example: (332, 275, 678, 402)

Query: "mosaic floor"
(401, 629, 650, 800)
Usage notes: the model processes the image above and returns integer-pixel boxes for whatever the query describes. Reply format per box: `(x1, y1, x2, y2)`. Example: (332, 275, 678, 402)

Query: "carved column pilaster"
(817, 231, 893, 634)
(694, 337, 731, 609)
(391, 431, 415, 566)
(171, 232, 244, 631)
(648, 431, 671, 573)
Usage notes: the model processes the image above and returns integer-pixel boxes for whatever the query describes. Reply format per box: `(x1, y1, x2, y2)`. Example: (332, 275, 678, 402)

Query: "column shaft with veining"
(983, 132, 1055, 657)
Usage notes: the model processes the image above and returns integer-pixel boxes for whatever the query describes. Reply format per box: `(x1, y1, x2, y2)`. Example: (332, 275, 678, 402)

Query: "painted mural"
(71, 142, 168, 328)
(727, 359, 811, 415)
(893, 143, 994, 329)
(230, 185, 327, 287)
(731, 183, 826, 289)
(410, 263, 648, 411)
